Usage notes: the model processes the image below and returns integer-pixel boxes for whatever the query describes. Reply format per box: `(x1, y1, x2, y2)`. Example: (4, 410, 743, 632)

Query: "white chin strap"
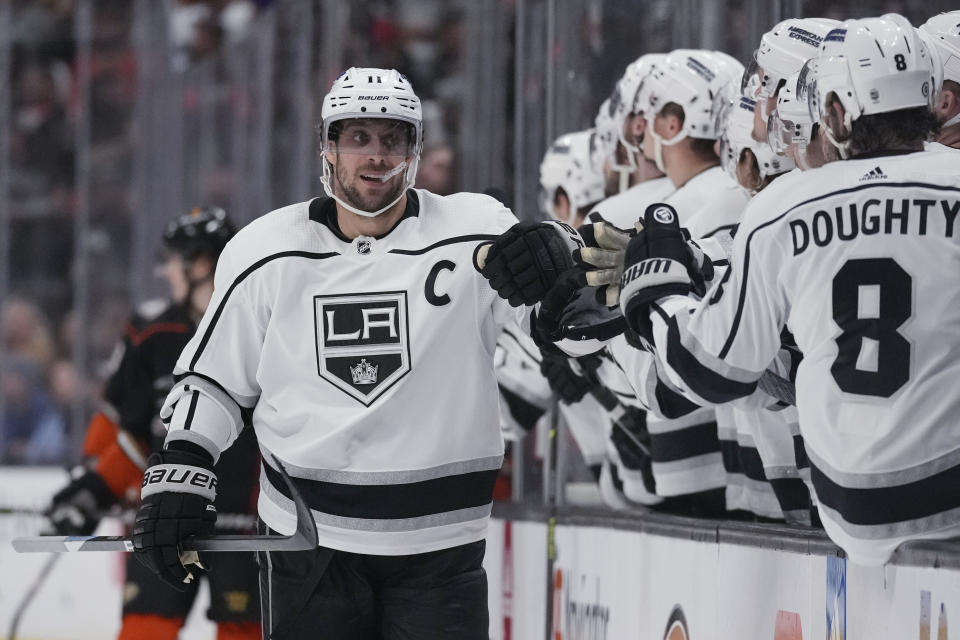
(943, 111, 960, 129)
(322, 156, 418, 218)
(647, 127, 687, 174)
(820, 112, 853, 161)
(794, 141, 812, 171)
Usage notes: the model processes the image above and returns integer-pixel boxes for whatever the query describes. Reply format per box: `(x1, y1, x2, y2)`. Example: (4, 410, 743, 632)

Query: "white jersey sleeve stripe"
(652, 304, 759, 403)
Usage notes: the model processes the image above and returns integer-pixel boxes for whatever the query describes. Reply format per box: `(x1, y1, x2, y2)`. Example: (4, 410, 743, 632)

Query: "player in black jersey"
(45, 207, 261, 640)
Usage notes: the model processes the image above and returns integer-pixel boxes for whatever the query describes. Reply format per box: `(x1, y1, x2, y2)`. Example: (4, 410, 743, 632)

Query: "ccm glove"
(474, 220, 584, 306)
(46, 469, 116, 536)
(619, 203, 703, 342)
(133, 442, 218, 591)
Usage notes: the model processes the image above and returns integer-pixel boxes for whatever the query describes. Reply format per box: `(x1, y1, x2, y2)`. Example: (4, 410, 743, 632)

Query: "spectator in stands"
(1, 355, 66, 465)
(415, 142, 456, 195)
(3, 297, 56, 372)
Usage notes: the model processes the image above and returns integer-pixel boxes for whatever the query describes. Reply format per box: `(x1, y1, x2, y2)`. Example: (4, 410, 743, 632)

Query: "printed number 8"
(894, 53, 907, 71)
(831, 258, 912, 398)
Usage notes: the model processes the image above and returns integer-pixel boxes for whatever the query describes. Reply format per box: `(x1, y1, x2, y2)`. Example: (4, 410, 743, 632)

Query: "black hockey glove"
(539, 349, 589, 405)
(530, 268, 588, 345)
(133, 442, 217, 591)
(619, 203, 712, 342)
(473, 220, 585, 306)
(609, 407, 651, 471)
(46, 468, 116, 536)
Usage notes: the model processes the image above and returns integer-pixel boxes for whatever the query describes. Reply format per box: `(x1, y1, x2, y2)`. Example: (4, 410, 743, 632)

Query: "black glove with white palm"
(619, 203, 714, 344)
(573, 219, 635, 308)
(46, 468, 117, 536)
(473, 220, 586, 306)
(132, 441, 218, 591)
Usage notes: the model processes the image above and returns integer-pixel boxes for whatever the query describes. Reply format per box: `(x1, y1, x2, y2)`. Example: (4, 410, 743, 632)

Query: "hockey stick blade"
(11, 454, 318, 553)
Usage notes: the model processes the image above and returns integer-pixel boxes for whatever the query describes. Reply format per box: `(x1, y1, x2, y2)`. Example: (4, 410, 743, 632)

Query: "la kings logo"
(314, 291, 410, 405)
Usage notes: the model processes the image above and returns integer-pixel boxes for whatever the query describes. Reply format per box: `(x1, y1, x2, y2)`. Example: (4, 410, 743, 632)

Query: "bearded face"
(326, 118, 415, 214)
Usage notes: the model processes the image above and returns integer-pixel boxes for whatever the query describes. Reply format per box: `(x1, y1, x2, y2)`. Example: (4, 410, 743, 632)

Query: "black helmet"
(162, 206, 235, 261)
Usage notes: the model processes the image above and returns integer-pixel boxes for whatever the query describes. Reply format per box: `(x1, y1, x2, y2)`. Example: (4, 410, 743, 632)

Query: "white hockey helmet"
(724, 96, 794, 190)
(742, 18, 840, 102)
(713, 76, 740, 178)
(642, 49, 743, 171)
(539, 129, 606, 224)
(767, 70, 815, 165)
(320, 67, 423, 217)
(615, 54, 667, 152)
(807, 14, 935, 157)
(594, 53, 667, 191)
(920, 11, 960, 87)
(919, 12, 960, 127)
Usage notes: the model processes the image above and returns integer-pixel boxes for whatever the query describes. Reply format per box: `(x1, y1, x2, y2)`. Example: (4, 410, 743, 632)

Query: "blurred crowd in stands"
(2, 0, 461, 464)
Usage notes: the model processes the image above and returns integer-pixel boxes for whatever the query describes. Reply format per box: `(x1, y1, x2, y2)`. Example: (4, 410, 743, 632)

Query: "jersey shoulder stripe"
(388, 233, 499, 256)
(189, 250, 339, 370)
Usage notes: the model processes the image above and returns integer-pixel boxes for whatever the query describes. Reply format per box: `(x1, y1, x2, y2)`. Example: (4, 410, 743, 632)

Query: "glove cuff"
(141, 464, 218, 501)
(141, 444, 218, 502)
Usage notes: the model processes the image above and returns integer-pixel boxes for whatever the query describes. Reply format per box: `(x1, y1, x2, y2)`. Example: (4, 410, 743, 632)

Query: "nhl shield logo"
(314, 291, 410, 406)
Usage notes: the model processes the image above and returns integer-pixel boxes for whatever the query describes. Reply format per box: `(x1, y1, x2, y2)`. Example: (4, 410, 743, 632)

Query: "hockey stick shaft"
(574, 362, 652, 457)
(0, 506, 257, 530)
(6, 553, 60, 640)
(12, 454, 318, 553)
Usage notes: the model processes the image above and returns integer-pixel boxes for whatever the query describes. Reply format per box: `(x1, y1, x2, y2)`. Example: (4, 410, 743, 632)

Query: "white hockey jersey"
(647, 149, 960, 564)
(665, 166, 749, 234)
(588, 176, 676, 229)
(601, 167, 747, 508)
(494, 326, 550, 440)
(160, 189, 524, 555)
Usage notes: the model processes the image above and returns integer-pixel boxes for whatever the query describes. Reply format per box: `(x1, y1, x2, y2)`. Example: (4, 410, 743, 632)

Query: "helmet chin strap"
(943, 111, 960, 129)
(820, 112, 853, 160)
(794, 141, 812, 171)
(321, 156, 418, 218)
(647, 126, 687, 174)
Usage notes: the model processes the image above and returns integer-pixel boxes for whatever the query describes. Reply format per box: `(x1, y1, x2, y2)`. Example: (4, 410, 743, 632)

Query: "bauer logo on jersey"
(314, 291, 410, 405)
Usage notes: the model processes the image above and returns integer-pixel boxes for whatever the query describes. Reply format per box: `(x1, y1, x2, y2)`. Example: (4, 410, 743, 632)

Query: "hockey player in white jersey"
(128, 67, 568, 639)
(919, 11, 960, 149)
(710, 92, 815, 524)
(724, 95, 795, 195)
(589, 54, 676, 227)
(766, 69, 832, 171)
(640, 49, 749, 238)
(536, 128, 647, 497)
(540, 129, 608, 229)
(740, 17, 838, 144)
(611, 14, 960, 564)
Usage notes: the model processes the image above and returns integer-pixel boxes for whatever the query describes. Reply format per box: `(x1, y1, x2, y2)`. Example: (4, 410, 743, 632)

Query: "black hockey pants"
(257, 525, 488, 640)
